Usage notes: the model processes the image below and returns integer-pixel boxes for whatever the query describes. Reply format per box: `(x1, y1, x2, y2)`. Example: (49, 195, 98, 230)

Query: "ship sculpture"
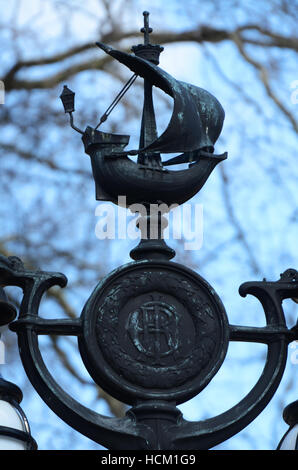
(60, 11, 227, 206)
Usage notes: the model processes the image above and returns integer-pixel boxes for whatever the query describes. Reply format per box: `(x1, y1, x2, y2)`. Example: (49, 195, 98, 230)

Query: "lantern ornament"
(60, 85, 75, 113)
(277, 401, 298, 450)
(0, 376, 37, 450)
(0, 286, 37, 450)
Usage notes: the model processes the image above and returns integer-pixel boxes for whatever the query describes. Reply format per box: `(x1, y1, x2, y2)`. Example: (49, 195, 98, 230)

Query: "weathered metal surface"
(96, 41, 225, 155)
(78, 260, 229, 405)
(83, 126, 227, 206)
(61, 9, 227, 206)
(1, 11, 297, 451)
(89, 39, 227, 206)
(0, 256, 151, 450)
(0, 252, 297, 449)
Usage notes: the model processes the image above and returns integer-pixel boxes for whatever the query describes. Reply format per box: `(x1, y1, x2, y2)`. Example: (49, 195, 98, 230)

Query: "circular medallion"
(78, 260, 229, 405)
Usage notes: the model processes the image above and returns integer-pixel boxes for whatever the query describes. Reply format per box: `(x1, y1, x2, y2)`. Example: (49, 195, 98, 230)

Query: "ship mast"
(132, 12, 164, 168)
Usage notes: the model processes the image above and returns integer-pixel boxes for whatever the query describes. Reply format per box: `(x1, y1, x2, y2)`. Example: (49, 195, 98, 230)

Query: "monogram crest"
(127, 300, 180, 364)
(79, 261, 229, 405)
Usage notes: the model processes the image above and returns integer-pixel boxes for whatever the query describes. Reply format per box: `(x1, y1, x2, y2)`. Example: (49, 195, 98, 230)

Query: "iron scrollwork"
(0, 254, 297, 450)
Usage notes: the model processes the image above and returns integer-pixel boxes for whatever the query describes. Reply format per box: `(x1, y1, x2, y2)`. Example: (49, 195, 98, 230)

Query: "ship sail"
(96, 42, 225, 154)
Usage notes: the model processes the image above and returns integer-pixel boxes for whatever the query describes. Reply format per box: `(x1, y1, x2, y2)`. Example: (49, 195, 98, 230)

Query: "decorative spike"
(141, 11, 152, 45)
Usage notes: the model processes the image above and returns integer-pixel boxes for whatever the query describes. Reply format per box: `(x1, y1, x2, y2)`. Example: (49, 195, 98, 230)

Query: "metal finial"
(141, 11, 152, 45)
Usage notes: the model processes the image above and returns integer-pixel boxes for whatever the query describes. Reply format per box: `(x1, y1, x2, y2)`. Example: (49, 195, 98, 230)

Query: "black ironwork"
(0, 286, 16, 326)
(60, 85, 84, 134)
(0, 254, 297, 449)
(0, 287, 37, 450)
(0, 11, 297, 451)
(0, 380, 38, 451)
(60, 85, 75, 113)
(277, 400, 298, 449)
(283, 400, 298, 427)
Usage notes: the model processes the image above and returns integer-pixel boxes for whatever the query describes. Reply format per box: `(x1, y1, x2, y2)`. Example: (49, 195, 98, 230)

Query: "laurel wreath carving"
(95, 269, 225, 390)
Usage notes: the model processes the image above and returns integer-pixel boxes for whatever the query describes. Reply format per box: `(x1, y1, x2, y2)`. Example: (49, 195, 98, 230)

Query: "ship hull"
(83, 128, 227, 207)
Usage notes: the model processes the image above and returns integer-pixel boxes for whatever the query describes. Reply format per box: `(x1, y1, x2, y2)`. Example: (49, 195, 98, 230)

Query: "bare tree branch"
(3, 24, 297, 91)
(219, 165, 263, 276)
(232, 32, 298, 133)
(1, 142, 90, 175)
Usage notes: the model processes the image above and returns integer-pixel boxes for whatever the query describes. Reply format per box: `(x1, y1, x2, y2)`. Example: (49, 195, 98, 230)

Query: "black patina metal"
(63, 9, 227, 206)
(0, 285, 37, 450)
(0, 285, 16, 326)
(1, 254, 297, 449)
(78, 260, 229, 405)
(1, 11, 297, 450)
